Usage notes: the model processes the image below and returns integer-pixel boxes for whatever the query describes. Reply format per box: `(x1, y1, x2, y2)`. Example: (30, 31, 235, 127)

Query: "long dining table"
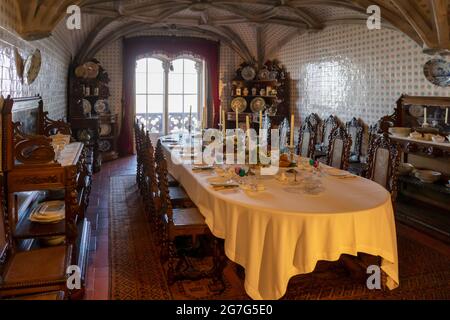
(161, 135, 399, 300)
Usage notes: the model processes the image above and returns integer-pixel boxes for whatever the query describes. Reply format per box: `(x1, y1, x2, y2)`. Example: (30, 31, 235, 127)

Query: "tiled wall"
(95, 37, 243, 121)
(0, 0, 71, 119)
(276, 25, 450, 126)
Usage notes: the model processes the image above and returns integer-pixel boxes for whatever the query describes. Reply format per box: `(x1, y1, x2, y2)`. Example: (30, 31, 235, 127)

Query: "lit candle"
(445, 108, 448, 124)
(236, 109, 239, 129)
(259, 111, 263, 130)
(290, 113, 295, 148)
(246, 115, 250, 132)
(424, 107, 427, 124)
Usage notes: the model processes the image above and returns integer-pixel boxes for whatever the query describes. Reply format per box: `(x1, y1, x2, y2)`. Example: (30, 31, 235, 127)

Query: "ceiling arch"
(12, 0, 450, 62)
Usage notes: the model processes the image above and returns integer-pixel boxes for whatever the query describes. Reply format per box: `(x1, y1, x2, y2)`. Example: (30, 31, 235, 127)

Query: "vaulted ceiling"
(12, 0, 450, 63)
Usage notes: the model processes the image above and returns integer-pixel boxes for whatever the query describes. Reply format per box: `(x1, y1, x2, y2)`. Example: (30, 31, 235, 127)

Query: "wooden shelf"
(231, 95, 278, 99)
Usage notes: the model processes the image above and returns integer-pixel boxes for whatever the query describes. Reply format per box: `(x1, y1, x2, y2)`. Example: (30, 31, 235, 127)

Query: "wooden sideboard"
(383, 95, 450, 243)
(0, 95, 92, 298)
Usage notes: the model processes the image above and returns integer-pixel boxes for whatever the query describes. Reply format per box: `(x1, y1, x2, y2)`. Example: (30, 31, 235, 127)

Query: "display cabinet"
(386, 95, 450, 243)
(226, 60, 289, 130)
(0, 96, 92, 297)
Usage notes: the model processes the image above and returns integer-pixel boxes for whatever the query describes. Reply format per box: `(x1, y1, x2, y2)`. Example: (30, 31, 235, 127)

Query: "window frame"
(135, 55, 205, 135)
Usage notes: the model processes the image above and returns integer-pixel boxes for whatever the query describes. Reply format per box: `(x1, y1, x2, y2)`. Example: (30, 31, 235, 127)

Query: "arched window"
(135, 56, 205, 135)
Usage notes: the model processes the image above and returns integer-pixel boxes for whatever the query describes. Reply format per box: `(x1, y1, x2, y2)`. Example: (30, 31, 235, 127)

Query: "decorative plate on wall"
(14, 48, 24, 81)
(82, 99, 92, 114)
(24, 49, 41, 85)
(241, 66, 256, 81)
(250, 97, 266, 112)
(269, 70, 278, 80)
(94, 99, 109, 113)
(423, 59, 450, 87)
(85, 61, 99, 79)
(100, 123, 112, 137)
(99, 140, 112, 152)
(231, 97, 247, 113)
(408, 105, 424, 118)
(258, 68, 270, 80)
(75, 64, 87, 78)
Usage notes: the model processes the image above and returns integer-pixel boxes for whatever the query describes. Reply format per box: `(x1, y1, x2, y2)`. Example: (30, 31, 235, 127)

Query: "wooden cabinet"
(0, 96, 92, 297)
(227, 60, 289, 130)
(99, 113, 119, 162)
(68, 59, 112, 173)
(390, 95, 450, 243)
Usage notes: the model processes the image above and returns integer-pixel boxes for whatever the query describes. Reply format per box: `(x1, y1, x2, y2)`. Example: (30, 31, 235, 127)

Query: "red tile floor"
(83, 155, 450, 300)
(84, 156, 137, 300)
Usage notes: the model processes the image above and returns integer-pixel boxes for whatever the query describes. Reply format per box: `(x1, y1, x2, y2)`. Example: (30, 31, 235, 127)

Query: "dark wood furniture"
(227, 60, 289, 129)
(326, 126, 352, 170)
(346, 118, 365, 176)
(68, 59, 111, 173)
(297, 121, 316, 158)
(0, 96, 92, 298)
(157, 158, 225, 290)
(388, 95, 450, 242)
(98, 113, 119, 162)
(366, 133, 401, 203)
(315, 115, 340, 160)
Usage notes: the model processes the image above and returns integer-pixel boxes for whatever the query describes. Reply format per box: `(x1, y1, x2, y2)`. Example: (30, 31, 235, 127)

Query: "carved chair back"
(366, 133, 401, 201)
(305, 113, 321, 133)
(346, 117, 364, 162)
(297, 121, 316, 158)
(321, 115, 339, 148)
(326, 126, 352, 170)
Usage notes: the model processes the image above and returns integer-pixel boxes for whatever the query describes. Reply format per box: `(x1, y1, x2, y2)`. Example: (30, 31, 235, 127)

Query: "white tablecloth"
(162, 142, 399, 300)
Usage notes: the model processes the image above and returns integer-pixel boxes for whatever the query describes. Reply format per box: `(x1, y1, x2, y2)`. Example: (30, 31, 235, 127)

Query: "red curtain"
(118, 36, 220, 155)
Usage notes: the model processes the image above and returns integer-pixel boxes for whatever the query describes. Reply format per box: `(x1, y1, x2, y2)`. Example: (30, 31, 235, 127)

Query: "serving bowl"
(389, 127, 411, 137)
(415, 170, 442, 183)
(431, 135, 445, 143)
(398, 163, 414, 176)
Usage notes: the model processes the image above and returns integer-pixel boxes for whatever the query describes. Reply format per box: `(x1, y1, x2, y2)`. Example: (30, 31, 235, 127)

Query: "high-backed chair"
(297, 121, 316, 158)
(315, 115, 339, 160)
(346, 118, 364, 163)
(346, 118, 365, 176)
(305, 113, 321, 135)
(326, 126, 352, 170)
(157, 158, 225, 289)
(365, 133, 401, 203)
(0, 187, 72, 298)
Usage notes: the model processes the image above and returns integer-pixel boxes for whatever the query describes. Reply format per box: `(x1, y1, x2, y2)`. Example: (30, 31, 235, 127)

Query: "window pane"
(171, 59, 183, 73)
(148, 95, 163, 114)
(148, 73, 164, 94)
(136, 59, 146, 72)
(136, 95, 146, 114)
(184, 74, 197, 94)
(184, 59, 197, 74)
(184, 95, 198, 115)
(136, 72, 146, 94)
(147, 58, 163, 73)
(169, 74, 183, 94)
(168, 94, 183, 113)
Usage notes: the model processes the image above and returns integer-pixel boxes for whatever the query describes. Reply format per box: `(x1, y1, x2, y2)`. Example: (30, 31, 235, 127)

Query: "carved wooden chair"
(315, 115, 339, 160)
(134, 120, 144, 189)
(297, 121, 316, 158)
(305, 113, 321, 134)
(0, 186, 72, 298)
(157, 158, 225, 290)
(346, 118, 365, 175)
(365, 133, 401, 203)
(326, 126, 352, 170)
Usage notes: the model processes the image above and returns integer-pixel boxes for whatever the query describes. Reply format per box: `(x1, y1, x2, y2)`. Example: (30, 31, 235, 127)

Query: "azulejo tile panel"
(276, 24, 450, 126)
(0, 1, 70, 120)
